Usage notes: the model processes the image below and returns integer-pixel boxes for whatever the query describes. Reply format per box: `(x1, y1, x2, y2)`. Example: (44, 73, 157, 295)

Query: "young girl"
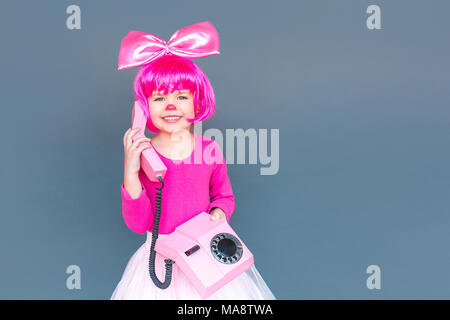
(111, 21, 276, 300)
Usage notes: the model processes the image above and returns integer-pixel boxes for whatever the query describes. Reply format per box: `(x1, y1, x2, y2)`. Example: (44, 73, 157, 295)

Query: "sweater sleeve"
(206, 142, 236, 223)
(121, 171, 153, 234)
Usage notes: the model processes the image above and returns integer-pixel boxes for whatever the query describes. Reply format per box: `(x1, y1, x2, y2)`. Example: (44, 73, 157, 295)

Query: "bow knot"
(118, 21, 220, 70)
(163, 45, 171, 54)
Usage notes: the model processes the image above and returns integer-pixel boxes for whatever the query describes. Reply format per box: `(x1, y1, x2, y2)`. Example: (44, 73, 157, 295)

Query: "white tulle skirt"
(111, 231, 276, 300)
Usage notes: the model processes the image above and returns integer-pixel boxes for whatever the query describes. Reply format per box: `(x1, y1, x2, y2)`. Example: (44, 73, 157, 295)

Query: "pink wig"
(133, 55, 216, 133)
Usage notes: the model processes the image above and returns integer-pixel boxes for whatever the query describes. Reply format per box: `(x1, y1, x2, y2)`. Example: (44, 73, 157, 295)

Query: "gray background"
(0, 0, 449, 299)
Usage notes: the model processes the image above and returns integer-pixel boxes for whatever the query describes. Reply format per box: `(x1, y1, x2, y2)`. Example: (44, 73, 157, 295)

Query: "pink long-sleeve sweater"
(121, 133, 236, 234)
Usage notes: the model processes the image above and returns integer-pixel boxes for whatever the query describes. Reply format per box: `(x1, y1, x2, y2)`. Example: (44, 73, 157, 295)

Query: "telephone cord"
(148, 176, 175, 289)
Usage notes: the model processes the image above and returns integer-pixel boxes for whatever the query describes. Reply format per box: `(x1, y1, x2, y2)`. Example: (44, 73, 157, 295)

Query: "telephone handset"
(131, 101, 167, 182)
(131, 101, 174, 289)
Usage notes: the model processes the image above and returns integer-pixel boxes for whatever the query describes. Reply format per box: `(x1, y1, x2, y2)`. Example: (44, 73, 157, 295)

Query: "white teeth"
(163, 116, 181, 120)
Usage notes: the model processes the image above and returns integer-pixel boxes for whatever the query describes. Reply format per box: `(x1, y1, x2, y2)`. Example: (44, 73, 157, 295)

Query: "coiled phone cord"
(148, 176, 175, 289)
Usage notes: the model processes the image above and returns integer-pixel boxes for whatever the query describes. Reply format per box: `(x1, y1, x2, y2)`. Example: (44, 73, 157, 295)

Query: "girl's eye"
(154, 97, 164, 101)
(178, 95, 188, 100)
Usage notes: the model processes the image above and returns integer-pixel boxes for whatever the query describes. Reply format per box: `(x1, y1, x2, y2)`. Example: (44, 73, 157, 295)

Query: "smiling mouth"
(162, 115, 182, 119)
(162, 115, 183, 123)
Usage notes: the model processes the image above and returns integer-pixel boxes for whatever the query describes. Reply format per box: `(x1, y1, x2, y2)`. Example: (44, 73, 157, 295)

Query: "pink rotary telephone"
(131, 101, 254, 299)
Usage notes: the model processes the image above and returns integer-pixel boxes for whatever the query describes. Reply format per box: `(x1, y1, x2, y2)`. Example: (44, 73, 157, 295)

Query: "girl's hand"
(123, 128, 153, 177)
(210, 207, 226, 221)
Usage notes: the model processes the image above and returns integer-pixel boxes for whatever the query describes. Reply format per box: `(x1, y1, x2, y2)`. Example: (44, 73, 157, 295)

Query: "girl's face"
(147, 88, 196, 134)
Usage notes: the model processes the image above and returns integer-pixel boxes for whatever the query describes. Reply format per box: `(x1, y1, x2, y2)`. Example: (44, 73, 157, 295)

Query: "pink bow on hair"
(117, 21, 220, 70)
